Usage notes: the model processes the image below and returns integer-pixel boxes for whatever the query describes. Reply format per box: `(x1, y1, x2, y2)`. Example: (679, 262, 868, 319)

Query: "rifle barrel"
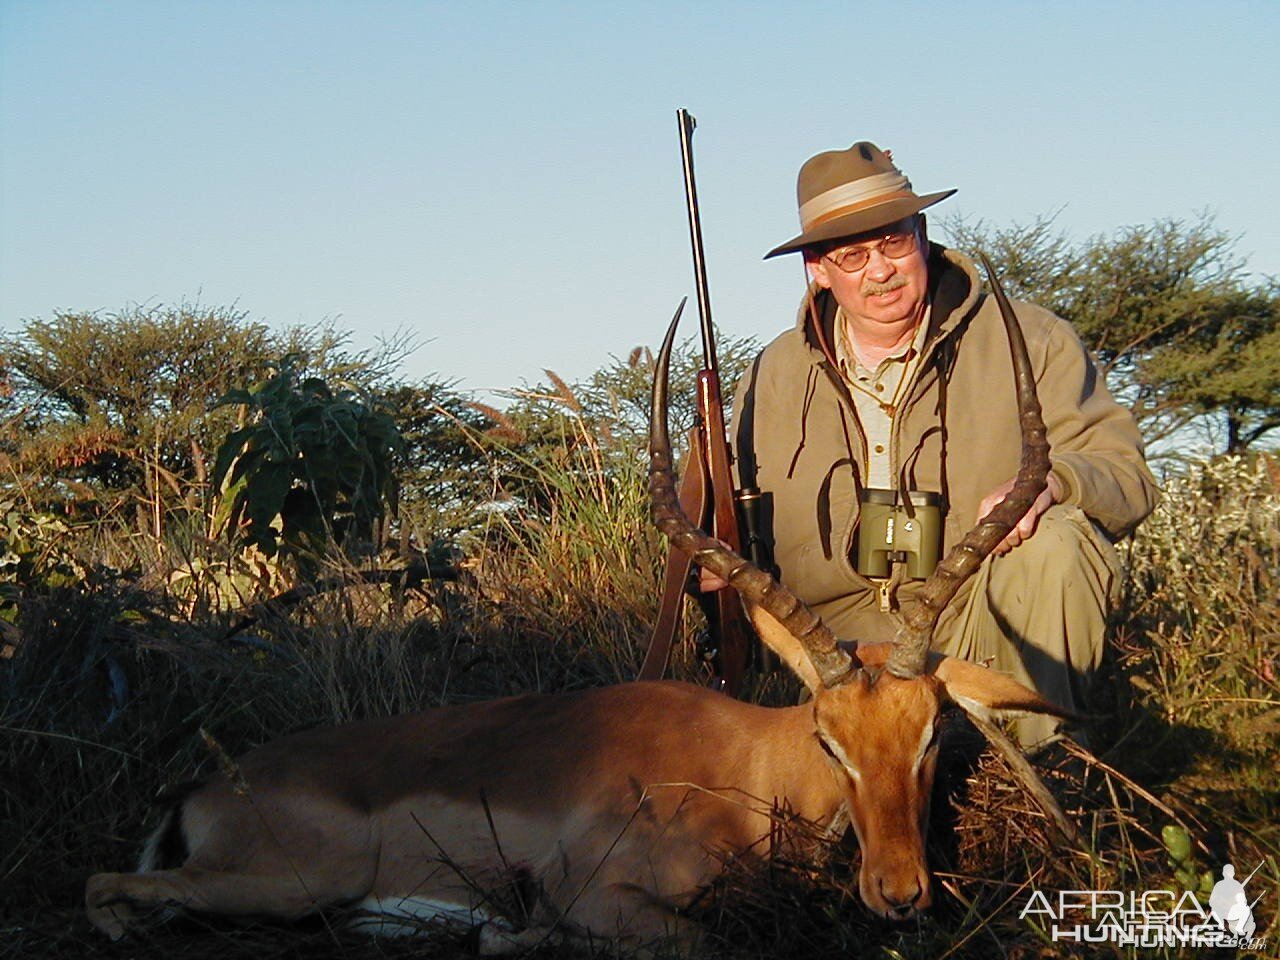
(677, 108, 717, 371)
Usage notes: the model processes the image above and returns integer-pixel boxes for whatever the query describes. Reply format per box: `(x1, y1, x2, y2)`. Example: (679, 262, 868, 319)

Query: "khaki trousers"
(932, 504, 1123, 748)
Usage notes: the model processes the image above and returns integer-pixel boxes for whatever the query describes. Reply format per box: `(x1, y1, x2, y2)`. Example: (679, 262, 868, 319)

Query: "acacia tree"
(482, 330, 760, 517)
(943, 213, 1279, 454)
(382, 378, 498, 543)
(0, 303, 388, 518)
(1139, 282, 1279, 453)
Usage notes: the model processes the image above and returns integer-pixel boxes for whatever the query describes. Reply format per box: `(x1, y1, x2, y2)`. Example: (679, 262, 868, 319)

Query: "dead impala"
(86, 261, 1075, 949)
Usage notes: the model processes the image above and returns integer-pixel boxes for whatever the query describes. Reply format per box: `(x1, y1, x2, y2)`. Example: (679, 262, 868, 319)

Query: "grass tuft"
(2, 450, 1277, 958)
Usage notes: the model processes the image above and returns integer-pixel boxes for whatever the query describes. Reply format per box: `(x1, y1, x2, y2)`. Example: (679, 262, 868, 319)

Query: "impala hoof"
(86, 874, 134, 940)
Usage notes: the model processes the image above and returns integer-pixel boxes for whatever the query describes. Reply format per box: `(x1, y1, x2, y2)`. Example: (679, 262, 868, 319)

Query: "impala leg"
(86, 867, 348, 939)
(85, 874, 137, 939)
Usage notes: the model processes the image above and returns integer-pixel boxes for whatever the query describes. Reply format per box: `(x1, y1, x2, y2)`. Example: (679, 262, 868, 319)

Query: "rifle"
(638, 108, 763, 695)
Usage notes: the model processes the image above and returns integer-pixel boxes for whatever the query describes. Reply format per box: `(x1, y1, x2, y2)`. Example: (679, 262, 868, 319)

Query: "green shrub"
(211, 354, 404, 573)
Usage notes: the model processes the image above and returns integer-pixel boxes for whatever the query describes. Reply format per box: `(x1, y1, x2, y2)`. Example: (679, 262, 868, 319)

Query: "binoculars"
(855, 489, 942, 580)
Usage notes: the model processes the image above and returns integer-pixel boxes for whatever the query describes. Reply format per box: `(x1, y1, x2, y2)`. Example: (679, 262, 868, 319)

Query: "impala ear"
(937, 659, 1087, 847)
(743, 603, 824, 694)
(929, 653, 1077, 720)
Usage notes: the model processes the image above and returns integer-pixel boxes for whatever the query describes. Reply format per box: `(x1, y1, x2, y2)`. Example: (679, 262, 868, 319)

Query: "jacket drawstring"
(786, 367, 819, 480)
(816, 457, 856, 561)
(934, 338, 954, 517)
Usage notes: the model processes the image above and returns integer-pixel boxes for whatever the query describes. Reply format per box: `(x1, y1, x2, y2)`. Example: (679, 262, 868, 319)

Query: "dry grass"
(2, 448, 1278, 959)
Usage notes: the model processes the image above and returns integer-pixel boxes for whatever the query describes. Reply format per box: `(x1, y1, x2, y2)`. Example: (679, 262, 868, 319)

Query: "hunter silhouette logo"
(1210, 863, 1260, 938)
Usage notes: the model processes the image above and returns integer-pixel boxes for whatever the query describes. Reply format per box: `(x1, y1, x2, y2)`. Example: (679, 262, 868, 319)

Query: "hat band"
(799, 171, 911, 229)
(804, 189, 918, 231)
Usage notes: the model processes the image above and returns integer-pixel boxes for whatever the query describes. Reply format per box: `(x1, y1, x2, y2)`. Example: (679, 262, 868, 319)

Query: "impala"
(86, 261, 1075, 950)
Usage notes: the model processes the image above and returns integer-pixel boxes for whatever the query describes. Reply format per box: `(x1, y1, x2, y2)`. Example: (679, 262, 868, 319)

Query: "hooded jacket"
(730, 244, 1158, 640)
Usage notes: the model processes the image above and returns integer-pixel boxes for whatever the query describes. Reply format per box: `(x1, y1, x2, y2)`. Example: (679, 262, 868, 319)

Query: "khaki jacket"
(730, 244, 1158, 639)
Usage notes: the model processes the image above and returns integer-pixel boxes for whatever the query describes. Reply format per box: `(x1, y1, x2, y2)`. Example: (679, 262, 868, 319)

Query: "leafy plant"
(0, 500, 87, 626)
(211, 355, 404, 571)
(1161, 824, 1215, 895)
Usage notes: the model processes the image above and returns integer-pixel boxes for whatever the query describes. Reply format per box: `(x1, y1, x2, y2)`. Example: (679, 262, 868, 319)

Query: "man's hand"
(690, 535, 737, 592)
(977, 472, 1063, 555)
(699, 567, 729, 592)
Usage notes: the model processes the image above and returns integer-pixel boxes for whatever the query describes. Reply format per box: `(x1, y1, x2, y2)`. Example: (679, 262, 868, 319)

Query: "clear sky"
(2, 1, 1277, 400)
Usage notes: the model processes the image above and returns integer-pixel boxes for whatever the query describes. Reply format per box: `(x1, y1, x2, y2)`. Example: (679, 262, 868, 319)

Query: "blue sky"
(2, 1, 1277, 399)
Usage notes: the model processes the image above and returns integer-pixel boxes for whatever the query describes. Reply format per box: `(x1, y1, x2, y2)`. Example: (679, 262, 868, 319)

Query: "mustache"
(861, 276, 909, 297)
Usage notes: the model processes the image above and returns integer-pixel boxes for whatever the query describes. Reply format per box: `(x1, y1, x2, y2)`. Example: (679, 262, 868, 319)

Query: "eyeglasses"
(823, 228, 920, 273)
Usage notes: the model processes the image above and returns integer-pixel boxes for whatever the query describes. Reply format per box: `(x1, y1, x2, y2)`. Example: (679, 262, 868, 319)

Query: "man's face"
(806, 217, 929, 329)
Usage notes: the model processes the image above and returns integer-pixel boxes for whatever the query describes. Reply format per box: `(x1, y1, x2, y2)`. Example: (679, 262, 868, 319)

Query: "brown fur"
(86, 655, 1062, 946)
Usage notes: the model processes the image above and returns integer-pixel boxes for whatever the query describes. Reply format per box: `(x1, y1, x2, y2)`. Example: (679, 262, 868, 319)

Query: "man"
(726, 141, 1158, 747)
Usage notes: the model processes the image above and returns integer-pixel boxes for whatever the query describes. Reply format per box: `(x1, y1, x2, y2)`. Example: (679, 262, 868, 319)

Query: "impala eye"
(816, 734, 845, 766)
(816, 734, 862, 785)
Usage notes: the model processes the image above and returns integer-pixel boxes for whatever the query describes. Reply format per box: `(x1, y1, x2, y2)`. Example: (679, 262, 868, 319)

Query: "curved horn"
(648, 301, 855, 688)
(885, 254, 1051, 678)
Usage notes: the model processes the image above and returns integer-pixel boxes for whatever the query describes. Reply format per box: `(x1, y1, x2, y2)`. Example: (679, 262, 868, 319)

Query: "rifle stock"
(695, 369, 750, 690)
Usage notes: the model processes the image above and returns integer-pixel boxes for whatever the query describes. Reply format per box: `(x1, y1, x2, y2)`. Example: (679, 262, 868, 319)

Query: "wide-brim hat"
(764, 141, 955, 259)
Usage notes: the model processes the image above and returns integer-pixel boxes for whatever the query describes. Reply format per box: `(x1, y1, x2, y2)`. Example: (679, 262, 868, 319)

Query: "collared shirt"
(834, 306, 930, 489)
